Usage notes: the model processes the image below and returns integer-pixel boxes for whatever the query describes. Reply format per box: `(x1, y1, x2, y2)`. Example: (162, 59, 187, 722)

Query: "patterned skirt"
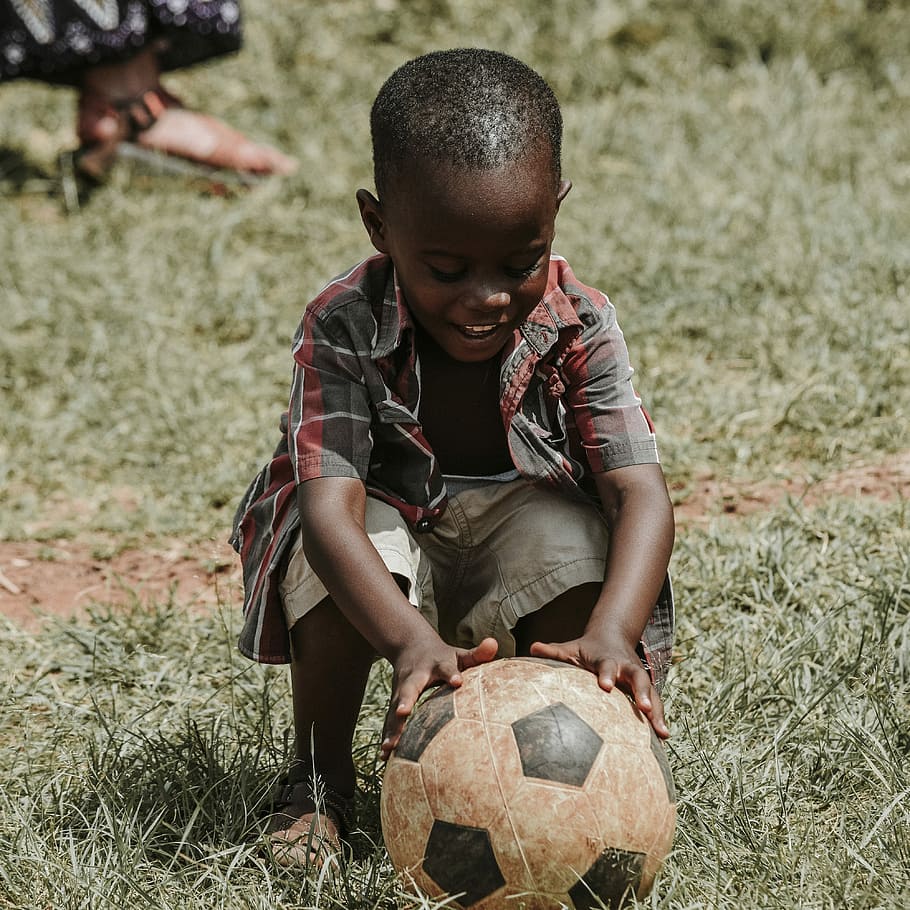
(0, 0, 243, 84)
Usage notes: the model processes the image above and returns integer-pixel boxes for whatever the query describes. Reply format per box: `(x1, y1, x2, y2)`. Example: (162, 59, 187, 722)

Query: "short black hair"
(370, 48, 563, 198)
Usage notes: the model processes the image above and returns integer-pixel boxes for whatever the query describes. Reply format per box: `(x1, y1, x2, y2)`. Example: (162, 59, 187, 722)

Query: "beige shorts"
(279, 479, 610, 657)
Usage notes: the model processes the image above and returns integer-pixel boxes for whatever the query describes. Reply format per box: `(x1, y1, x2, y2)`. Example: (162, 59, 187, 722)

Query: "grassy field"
(1, 1, 908, 907)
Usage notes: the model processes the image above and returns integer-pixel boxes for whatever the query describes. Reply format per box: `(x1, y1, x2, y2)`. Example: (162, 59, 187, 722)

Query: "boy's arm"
(297, 476, 497, 758)
(530, 462, 675, 738)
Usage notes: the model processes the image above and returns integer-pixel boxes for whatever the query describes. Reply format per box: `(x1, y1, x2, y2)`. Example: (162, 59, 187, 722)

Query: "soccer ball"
(381, 657, 676, 910)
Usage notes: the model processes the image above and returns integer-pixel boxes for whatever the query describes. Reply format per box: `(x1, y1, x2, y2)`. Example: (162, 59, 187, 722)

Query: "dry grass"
(1, 1, 908, 907)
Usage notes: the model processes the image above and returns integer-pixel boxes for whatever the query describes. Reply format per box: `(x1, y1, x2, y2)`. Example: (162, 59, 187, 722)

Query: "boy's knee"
(289, 597, 372, 654)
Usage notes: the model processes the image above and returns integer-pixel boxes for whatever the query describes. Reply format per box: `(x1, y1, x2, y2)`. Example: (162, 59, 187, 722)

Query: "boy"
(231, 48, 675, 866)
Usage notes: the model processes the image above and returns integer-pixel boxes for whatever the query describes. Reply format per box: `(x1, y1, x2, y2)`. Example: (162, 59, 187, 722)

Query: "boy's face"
(357, 147, 571, 363)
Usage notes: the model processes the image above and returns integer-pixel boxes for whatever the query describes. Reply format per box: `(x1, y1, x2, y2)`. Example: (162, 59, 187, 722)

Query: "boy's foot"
(267, 807, 343, 869)
(264, 774, 355, 869)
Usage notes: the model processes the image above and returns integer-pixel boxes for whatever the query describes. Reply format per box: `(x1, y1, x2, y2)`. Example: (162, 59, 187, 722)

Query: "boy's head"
(358, 49, 571, 363)
(369, 47, 563, 200)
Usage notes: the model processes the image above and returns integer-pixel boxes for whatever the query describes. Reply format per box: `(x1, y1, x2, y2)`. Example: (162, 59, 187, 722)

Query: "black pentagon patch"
(423, 820, 505, 907)
(394, 687, 455, 761)
(568, 847, 645, 910)
(512, 702, 603, 787)
(649, 728, 677, 804)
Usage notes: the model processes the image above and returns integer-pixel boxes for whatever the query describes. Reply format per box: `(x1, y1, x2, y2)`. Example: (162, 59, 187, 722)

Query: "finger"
(648, 692, 671, 739)
(458, 637, 499, 671)
(394, 676, 425, 726)
(620, 664, 654, 714)
(528, 640, 566, 661)
(381, 676, 424, 758)
(605, 661, 648, 707)
(616, 664, 672, 736)
(595, 659, 620, 692)
(380, 702, 404, 760)
(380, 737, 395, 762)
(637, 683, 669, 738)
(381, 704, 412, 760)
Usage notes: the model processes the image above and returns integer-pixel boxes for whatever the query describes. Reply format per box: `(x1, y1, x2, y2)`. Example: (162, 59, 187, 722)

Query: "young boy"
(231, 48, 675, 866)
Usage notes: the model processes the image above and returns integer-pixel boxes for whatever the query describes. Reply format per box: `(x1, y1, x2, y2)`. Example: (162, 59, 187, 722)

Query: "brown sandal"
(73, 86, 294, 183)
(74, 87, 185, 181)
(263, 765, 356, 870)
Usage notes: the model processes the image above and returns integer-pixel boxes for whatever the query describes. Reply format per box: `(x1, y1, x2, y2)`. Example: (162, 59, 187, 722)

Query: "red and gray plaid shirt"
(231, 254, 674, 686)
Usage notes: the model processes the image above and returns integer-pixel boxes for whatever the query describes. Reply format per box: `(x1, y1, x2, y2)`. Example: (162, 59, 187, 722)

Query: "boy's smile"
(358, 147, 571, 362)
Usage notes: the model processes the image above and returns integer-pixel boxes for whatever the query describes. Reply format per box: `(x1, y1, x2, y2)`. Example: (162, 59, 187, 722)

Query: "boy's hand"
(529, 636, 670, 739)
(381, 635, 498, 760)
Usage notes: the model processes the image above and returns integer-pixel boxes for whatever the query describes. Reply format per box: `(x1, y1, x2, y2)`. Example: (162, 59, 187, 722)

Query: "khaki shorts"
(279, 480, 609, 657)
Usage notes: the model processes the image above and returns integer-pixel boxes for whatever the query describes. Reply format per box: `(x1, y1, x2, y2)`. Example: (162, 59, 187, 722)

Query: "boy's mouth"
(458, 324, 502, 339)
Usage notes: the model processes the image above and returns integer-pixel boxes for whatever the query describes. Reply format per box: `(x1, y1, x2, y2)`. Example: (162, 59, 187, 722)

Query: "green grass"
(1, 0, 909, 907)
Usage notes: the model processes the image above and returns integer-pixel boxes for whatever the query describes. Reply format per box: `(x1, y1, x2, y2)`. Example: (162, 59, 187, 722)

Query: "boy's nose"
(465, 287, 511, 314)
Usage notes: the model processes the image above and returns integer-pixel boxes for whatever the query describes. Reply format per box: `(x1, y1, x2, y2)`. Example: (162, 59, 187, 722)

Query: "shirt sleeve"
(560, 293, 660, 472)
(287, 302, 374, 484)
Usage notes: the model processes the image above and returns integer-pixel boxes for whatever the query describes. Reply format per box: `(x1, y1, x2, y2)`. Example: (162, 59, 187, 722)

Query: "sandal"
(75, 86, 180, 180)
(263, 763, 356, 870)
(73, 86, 296, 183)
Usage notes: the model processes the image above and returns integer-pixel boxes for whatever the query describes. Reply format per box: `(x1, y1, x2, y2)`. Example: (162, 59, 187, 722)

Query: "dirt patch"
(671, 450, 910, 524)
(1, 451, 908, 629)
(0, 536, 242, 630)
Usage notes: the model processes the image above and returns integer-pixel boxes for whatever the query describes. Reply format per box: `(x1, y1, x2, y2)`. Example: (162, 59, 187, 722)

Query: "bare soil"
(670, 449, 910, 524)
(1, 451, 908, 630)
(0, 536, 242, 630)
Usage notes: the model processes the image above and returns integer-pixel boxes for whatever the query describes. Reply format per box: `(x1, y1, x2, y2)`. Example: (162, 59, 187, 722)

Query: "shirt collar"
(372, 258, 413, 359)
(519, 258, 585, 356)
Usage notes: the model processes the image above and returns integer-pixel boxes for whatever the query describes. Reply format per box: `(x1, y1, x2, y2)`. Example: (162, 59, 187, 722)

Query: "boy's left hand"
(529, 636, 670, 739)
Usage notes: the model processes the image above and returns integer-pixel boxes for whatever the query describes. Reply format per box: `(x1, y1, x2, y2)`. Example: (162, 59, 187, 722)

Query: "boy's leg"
(288, 596, 375, 795)
(266, 496, 423, 864)
(512, 582, 600, 656)
(268, 596, 374, 864)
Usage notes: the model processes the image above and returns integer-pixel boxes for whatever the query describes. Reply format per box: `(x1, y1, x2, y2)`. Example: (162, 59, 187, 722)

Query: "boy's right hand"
(380, 634, 498, 760)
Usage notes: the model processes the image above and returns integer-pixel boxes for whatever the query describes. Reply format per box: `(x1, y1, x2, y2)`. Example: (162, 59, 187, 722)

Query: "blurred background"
(2, 0, 907, 547)
(1, 2, 908, 907)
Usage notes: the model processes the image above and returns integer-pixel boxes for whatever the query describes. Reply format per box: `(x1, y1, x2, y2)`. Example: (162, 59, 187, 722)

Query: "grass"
(668, 500, 909, 906)
(1, 0, 909, 907)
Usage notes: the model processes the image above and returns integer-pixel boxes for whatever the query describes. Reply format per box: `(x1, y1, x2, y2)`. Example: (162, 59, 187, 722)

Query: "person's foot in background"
(76, 47, 297, 178)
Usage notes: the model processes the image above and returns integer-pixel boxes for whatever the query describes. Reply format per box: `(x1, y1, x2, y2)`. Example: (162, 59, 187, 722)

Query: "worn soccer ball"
(381, 657, 676, 910)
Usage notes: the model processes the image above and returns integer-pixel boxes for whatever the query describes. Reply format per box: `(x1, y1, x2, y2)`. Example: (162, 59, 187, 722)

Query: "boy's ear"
(356, 188, 390, 253)
(556, 179, 572, 206)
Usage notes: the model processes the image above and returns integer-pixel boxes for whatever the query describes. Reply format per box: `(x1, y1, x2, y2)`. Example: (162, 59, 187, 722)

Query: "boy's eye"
(428, 256, 544, 283)
(429, 266, 467, 283)
(505, 258, 544, 280)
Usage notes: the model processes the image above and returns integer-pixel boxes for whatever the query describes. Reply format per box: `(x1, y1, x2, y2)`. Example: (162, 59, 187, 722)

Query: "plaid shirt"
(231, 254, 674, 685)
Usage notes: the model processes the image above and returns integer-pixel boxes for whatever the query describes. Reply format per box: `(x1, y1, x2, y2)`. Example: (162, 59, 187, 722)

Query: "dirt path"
(2, 451, 908, 630)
